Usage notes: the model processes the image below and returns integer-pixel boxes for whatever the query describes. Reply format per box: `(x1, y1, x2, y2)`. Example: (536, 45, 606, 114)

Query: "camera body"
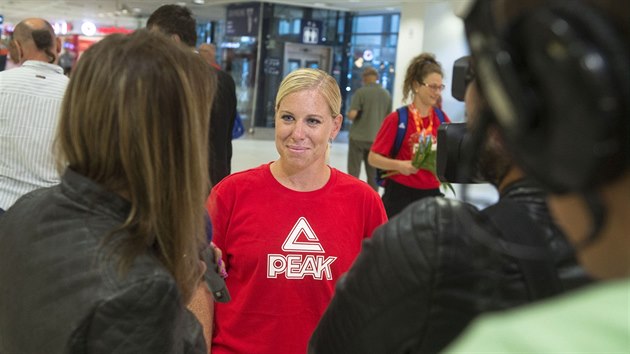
(436, 122, 484, 184)
(436, 56, 485, 184)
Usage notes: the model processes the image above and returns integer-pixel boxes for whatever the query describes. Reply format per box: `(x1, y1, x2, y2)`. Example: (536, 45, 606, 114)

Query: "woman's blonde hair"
(275, 68, 341, 117)
(402, 52, 443, 103)
(55, 30, 215, 303)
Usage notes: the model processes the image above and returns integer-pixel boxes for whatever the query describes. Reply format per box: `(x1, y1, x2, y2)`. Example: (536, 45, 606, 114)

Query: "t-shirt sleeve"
(349, 90, 363, 111)
(370, 110, 399, 156)
(207, 183, 230, 252)
(364, 191, 387, 238)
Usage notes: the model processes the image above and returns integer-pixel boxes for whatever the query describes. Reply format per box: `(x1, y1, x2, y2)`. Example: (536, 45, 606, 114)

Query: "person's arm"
(347, 109, 359, 121)
(368, 150, 418, 176)
(209, 69, 237, 185)
(368, 110, 418, 176)
(187, 284, 215, 353)
(348, 89, 363, 121)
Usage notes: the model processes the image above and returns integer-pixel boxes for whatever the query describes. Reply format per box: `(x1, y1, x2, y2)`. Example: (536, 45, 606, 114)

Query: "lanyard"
(409, 103, 433, 136)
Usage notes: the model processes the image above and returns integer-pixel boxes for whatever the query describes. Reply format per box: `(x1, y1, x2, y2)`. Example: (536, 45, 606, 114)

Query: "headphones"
(464, 0, 630, 193)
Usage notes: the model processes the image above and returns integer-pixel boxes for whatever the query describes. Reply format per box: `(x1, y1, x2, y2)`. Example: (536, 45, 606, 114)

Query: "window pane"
(354, 16, 383, 33)
(391, 14, 400, 32)
(352, 34, 382, 46)
(387, 34, 398, 47)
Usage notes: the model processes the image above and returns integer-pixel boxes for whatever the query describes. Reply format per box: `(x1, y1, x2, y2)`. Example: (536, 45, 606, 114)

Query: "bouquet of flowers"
(382, 134, 455, 195)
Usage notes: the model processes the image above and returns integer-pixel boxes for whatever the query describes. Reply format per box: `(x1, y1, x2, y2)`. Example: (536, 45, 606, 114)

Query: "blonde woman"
(207, 68, 387, 354)
(0, 30, 214, 353)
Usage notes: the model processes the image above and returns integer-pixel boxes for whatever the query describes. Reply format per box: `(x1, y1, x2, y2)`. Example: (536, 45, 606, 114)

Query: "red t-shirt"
(371, 106, 450, 189)
(207, 164, 387, 354)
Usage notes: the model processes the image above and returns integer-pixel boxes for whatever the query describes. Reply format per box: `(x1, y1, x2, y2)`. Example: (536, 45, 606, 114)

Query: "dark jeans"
(0, 208, 4, 217)
(382, 180, 442, 218)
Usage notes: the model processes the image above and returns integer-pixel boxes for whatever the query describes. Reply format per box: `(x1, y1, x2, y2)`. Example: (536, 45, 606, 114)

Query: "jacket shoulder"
(70, 276, 205, 353)
(310, 197, 480, 354)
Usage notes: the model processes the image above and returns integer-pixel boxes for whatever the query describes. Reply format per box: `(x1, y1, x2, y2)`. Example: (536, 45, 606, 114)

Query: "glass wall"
(344, 13, 400, 129)
(208, 3, 400, 133)
(256, 3, 348, 128)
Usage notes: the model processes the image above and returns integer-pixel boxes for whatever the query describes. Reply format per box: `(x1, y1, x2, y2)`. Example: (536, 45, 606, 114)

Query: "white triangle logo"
(398, 122, 406, 129)
(281, 217, 324, 253)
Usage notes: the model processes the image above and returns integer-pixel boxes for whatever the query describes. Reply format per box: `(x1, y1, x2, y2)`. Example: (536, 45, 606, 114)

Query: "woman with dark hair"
(0, 30, 215, 353)
(368, 53, 451, 218)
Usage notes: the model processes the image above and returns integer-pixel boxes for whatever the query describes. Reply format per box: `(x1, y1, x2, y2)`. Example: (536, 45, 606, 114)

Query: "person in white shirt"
(0, 18, 69, 214)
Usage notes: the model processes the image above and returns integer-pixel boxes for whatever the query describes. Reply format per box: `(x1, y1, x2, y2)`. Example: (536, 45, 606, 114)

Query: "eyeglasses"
(420, 82, 446, 92)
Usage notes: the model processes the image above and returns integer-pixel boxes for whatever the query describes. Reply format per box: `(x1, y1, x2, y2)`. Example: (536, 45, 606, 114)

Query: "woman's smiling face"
(274, 89, 341, 172)
(415, 72, 444, 107)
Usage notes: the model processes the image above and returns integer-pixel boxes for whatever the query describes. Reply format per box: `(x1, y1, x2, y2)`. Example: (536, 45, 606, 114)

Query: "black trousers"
(382, 180, 442, 218)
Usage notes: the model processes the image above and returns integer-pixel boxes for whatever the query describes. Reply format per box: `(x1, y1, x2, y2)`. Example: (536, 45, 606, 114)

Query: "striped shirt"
(0, 60, 69, 210)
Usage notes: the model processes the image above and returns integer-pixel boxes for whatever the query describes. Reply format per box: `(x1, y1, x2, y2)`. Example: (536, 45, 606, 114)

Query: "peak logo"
(282, 217, 324, 253)
(267, 217, 337, 280)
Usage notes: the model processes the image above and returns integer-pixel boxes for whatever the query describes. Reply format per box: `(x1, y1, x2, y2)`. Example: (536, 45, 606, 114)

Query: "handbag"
(232, 112, 245, 139)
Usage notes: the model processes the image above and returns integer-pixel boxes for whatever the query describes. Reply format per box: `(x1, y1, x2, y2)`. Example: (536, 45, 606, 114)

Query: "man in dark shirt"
(147, 5, 237, 186)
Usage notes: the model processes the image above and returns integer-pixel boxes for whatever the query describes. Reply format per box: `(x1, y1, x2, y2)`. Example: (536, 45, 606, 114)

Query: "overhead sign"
(226, 3, 260, 37)
(301, 20, 322, 45)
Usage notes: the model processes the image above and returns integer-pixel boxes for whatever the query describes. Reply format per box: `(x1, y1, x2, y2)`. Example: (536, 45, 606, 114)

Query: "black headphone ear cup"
(502, 1, 630, 192)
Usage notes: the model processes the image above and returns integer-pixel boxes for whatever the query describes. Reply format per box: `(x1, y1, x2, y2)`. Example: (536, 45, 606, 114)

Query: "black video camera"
(436, 56, 484, 184)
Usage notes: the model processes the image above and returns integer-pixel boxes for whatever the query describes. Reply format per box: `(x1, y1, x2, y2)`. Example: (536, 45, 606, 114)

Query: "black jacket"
(0, 169, 206, 354)
(309, 179, 591, 354)
(209, 67, 237, 186)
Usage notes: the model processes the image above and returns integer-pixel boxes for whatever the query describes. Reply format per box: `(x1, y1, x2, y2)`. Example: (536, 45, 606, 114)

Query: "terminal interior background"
(0, 0, 498, 206)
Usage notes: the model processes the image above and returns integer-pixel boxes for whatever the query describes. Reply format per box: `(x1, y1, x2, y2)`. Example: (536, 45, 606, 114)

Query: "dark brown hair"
(147, 4, 198, 47)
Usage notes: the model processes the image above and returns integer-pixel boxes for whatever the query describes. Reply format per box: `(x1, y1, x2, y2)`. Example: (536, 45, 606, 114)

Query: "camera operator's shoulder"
(377, 197, 479, 250)
(395, 196, 478, 227)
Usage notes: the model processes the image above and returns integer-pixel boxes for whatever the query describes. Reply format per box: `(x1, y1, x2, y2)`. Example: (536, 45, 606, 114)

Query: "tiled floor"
(231, 129, 499, 208)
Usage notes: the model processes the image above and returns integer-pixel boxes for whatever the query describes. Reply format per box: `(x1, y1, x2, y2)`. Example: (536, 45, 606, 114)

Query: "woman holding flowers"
(368, 53, 451, 218)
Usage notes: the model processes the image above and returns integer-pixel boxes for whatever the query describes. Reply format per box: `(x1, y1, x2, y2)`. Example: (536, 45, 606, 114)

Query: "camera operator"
(446, 0, 630, 352)
(308, 53, 591, 353)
